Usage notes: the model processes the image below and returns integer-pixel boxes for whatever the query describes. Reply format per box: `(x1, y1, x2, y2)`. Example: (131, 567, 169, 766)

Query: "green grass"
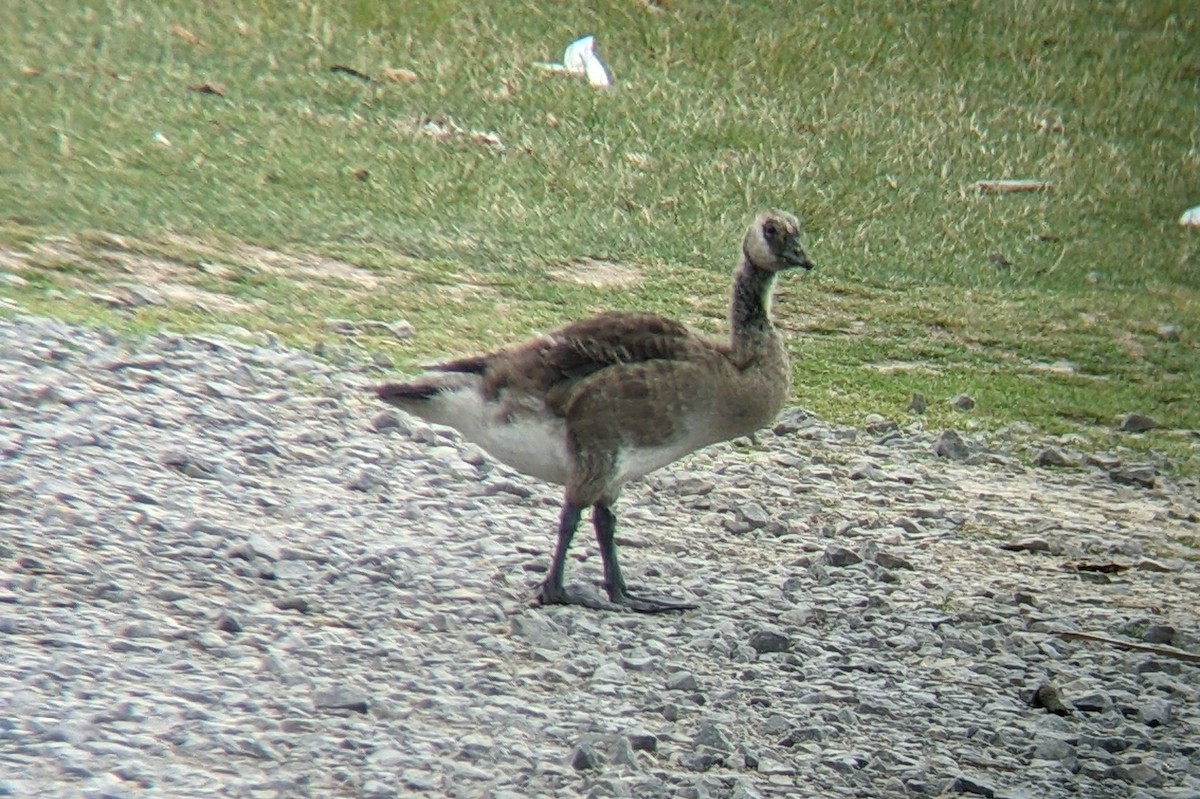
(2, 0, 1198, 471)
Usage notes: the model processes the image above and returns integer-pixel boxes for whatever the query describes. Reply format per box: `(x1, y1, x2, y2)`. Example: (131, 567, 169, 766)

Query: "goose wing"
(428, 311, 707, 401)
(540, 312, 698, 379)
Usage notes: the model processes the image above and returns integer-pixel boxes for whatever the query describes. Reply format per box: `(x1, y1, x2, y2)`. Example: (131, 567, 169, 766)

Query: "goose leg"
(537, 503, 615, 610)
(592, 504, 697, 613)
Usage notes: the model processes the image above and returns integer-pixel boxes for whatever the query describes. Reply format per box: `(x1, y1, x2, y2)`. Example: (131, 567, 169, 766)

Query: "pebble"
(932, 429, 970, 460)
(1034, 447, 1076, 468)
(822, 546, 863, 567)
(571, 743, 602, 771)
(2, 314, 1197, 799)
(949, 393, 976, 410)
(1143, 624, 1176, 645)
(666, 672, 699, 692)
(1154, 324, 1180, 342)
(1118, 413, 1159, 433)
(747, 629, 791, 654)
(1139, 700, 1172, 728)
(1110, 465, 1158, 488)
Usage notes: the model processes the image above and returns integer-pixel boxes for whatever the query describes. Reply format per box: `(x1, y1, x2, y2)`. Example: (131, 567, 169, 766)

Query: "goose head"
(742, 211, 813, 273)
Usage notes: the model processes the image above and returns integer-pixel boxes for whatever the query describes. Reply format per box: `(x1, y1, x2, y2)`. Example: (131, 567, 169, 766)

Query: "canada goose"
(376, 211, 813, 612)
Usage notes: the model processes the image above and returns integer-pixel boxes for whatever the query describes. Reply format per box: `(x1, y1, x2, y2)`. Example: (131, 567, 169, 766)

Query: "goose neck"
(729, 261, 777, 342)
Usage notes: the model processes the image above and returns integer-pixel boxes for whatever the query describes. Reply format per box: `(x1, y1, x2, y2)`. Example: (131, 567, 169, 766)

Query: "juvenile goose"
(377, 211, 813, 613)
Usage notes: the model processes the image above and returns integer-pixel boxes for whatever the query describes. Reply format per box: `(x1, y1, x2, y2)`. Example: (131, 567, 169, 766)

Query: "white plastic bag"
(534, 35, 612, 88)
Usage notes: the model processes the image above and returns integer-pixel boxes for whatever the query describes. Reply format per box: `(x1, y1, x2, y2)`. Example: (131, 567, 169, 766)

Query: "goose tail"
(374, 372, 486, 429)
(376, 372, 477, 402)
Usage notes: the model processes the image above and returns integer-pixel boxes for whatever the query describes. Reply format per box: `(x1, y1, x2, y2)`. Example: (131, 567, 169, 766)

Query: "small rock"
(730, 778, 765, 799)
(1109, 465, 1157, 489)
(949, 393, 976, 411)
(1139, 699, 1172, 727)
(388, 320, 414, 340)
(863, 414, 897, 434)
(1112, 761, 1164, 787)
(314, 688, 370, 714)
(1071, 692, 1112, 713)
(1117, 413, 1158, 433)
(822, 546, 862, 567)
(948, 775, 996, 797)
(666, 671, 698, 692)
(1154, 324, 1180, 342)
(772, 407, 814, 435)
(274, 596, 310, 613)
(692, 722, 733, 753)
(571, 743, 603, 771)
(1032, 736, 1076, 764)
(603, 735, 639, 769)
(627, 732, 658, 753)
(1034, 447, 1075, 467)
(369, 411, 404, 433)
(592, 662, 626, 684)
(246, 533, 283, 561)
(1001, 538, 1052, 554)
(159, 448, 219, 480)
(1142, 624, 1175, 644)
(873, 551, 914, 571)
(216, 612, 243, 634)
(483, 480, 533, 499)
(675, 475, 715, 496)
(737, 502, 770, 530)
(1079, 734, 1129, 753)
(932, 429, 970, 461)
(747, 629, 792, 654)
(1084, 452, 1122, 470)
(848, 461, 882, 480)
(680, 751, 723, 772)
(620, 652, 656, 672)
(346, 467, 388, 492)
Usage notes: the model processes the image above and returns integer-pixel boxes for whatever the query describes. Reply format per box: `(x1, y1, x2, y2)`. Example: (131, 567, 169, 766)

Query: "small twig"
(1057, 631, 1200, 664)
(972, 179, 1052, 194)
(329, 65, 372, 82)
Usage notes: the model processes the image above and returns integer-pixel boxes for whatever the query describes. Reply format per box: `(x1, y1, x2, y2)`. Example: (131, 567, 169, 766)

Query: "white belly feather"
(614, 438, 706, 485)
(403, 383, 708, 490)
(419, 386, 573, 485)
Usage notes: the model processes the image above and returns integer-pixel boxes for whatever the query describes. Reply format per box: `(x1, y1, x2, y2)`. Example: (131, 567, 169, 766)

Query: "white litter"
(534, 35, 612, 88)
(1179, 205, 1200, 227)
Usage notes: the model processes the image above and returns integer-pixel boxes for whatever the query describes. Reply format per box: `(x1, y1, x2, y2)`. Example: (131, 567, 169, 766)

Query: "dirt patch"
(0, 249, 31, 272)
(864, 360, 942, 374)
(2, 232, 391, 313)
(152, 282, 262, 313)
(233, 243, 382, 289)
(549, 258, 642, 289)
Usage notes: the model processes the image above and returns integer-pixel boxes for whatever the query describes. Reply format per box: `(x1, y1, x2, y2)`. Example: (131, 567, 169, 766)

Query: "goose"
(376, 211, 813, 613)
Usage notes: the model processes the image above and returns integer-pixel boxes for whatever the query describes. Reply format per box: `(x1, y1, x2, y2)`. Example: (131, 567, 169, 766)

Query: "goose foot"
(537, 581, 696, 614)
(611, 589, 698, 614)
(537, 581, 617, 612)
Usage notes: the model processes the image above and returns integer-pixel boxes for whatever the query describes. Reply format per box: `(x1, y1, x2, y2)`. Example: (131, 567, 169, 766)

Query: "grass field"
(2, 1, 1198, 470)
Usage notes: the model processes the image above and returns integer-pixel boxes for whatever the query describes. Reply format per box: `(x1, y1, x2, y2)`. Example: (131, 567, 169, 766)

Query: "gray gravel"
(2, 314, 1199, 799)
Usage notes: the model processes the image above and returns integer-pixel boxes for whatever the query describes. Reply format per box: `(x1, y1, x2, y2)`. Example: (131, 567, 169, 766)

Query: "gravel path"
(2, 314, 1198, 799)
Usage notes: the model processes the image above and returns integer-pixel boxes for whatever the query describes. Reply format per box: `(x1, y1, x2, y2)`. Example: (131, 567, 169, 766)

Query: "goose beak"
(784, 247, 813, 271)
